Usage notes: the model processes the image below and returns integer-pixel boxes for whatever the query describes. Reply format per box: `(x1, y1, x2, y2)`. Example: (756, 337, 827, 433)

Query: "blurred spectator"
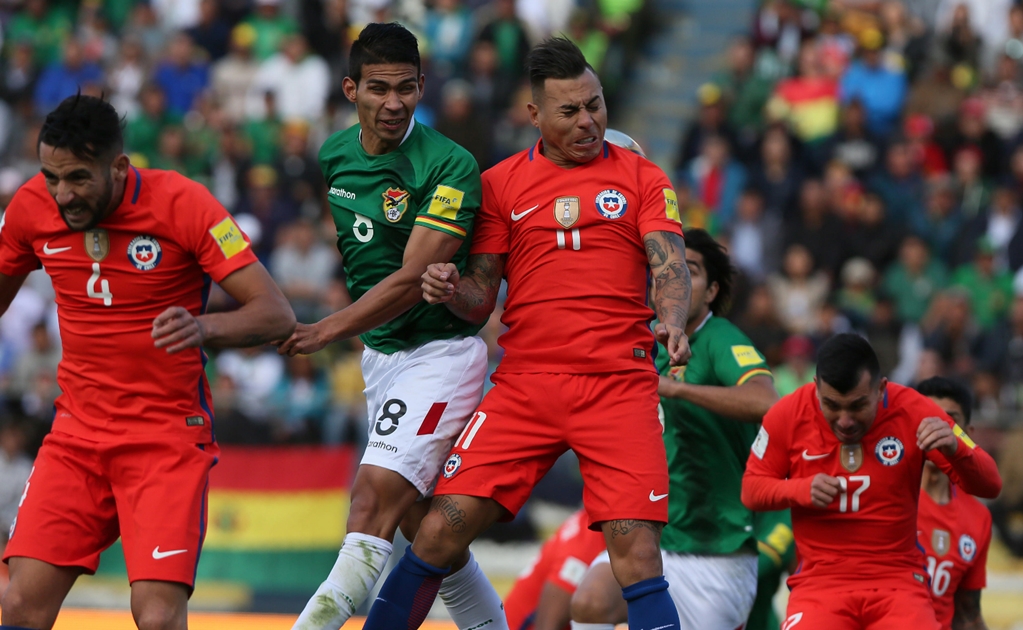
(423, 0, 474, 80)
(747, 125, 802, 221)
(905, 63, 969, 123)
(835, 257, 878, 328)
(904, 113, 947, 177)
(752, 0, 813, 65)
(149, 125, 190, 174)
(107, 36, 147, 120)
(210, 374, 271, 444)
(960, 184, 1023, 271)
(565, 8, 609, 77)
(980, 54, 1023, 142)
(235, 165, 299, 257)
(124, 2, 169, 61)
(911, 176, 965, 264)
(987, 3, 1023, 73)
(737, 283, 789, 366)
(216, 346, 285, 422)
(950, 238, 1014, 330)
(923, 288, 984, 381)
(768, 40, 839, 146)
(6, 321, 60, 403)
(269, 355, 331, 443)
(882, 235, 948, 325)
(939, 97, 1004, 181)
(6, 0, 73, 68)
(711, 36, 779, 157)
(210, 125, 253, 211)
(270, 219, 337, 322)
(0, 416, 33, 554)
(950, 145, 990, 219)
(466, 40, 513, 119)
(0, 43, 38, 157)
(768, 243, 831, 335)
(125, 83, 180, 165)
(676, 181, 715, 235)
(245, 90, 282, 166)
(187, 0, 232, 62)
(784, 178, 846, 274)
(826, 99, 883, 179)
(153, 32, 210, 117)
(212, 24, 262, 125)
(978, 293, 1023, 400)
(681, 134, 746, 226)
(840, 28, 908, 136)
(676, 84, 738, 170)
(152, 0, 202, 31)
(938, 2, 982, 68)
(244, 0, 299, 62)
(275, 120, 324, 216)
(32, 39, 104, 117)
(435, 79, 492, 169)
(728, 187, 782, 281)
(868, 139, 924, 228)
(879, 0, 929, 82)
(772, 334, 815, 396)
(475, 0, 531, 88)
(251, 34, 330, 123)
(491, 84, 540, 163)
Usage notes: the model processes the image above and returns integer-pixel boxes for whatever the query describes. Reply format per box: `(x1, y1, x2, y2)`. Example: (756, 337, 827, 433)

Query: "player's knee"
(570, 584, 618, 623)
(411, 511, 465, 567)
(607, 542, 662, 585)
(133, 600, 186, 630)
(1, 584, 50, 628)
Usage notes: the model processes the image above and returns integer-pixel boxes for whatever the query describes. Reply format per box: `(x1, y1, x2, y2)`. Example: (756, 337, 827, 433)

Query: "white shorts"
(591, 549, 757, 630)
(360, 336, 488, 496)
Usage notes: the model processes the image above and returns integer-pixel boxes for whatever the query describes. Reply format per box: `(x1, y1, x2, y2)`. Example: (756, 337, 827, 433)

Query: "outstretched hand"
(917, 416, 958, 458)
(422, 263, 460, 305)
(275, 322, 329, 356)
(655, 322, 690, 366)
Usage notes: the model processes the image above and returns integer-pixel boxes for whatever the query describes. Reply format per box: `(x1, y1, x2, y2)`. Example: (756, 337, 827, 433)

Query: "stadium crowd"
(1, 0, 1023, 569)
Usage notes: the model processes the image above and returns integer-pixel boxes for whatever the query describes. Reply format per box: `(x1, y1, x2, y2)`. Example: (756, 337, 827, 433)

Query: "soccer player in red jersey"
(362, 37, 692, 630)
(742, 334, 1001, 630)
(0, 95, 295, 630)
(505, 509, 607, 630)
(915, 377, 992, 630)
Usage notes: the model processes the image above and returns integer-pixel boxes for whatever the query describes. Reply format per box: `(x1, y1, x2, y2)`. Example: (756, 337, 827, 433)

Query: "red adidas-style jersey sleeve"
(919, 408, 1002, 499)
(635, 158, 684, 239)
(0, 180, 45, 276)
(469, 170, 510, 256)
(743, 387, 815, 511)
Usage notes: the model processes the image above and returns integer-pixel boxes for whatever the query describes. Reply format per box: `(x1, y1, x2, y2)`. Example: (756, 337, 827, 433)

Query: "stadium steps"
(617, 0, 756, 171)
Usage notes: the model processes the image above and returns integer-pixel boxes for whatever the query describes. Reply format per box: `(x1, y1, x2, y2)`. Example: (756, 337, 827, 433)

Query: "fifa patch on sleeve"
(427, 185, 465, 220)
(953, 423, 977, 449)
(558, 556, 589, 587)
(209, 217, 249, 259)
(752, 426, 769, 459)
(731, 345, 762, 367)
(663, 188, 681, 223)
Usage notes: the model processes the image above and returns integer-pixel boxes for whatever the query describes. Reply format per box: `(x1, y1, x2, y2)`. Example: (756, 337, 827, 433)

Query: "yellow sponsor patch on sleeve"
(731, 345, 762, 367)
(663, 188, 681, 223)
(427, 185, 465, 221)
(953, 423, 977, 449)
(209, 217, 249, 259)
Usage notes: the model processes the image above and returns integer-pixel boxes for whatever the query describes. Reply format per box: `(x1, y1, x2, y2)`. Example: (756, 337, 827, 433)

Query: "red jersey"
(917, 486, 991, 629)
(472, 140, 683, 374)
(0, 168, 257, 443)
(504, 509, 607, 630)
(742, 383, 1001, 592)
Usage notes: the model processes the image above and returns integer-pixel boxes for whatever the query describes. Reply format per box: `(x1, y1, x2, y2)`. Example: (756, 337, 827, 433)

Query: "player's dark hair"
(915, 376, 973, 425)
(38, 94, 123, 162)
(815, 333, 880, 394)
(526, 37, 593, 94)
(348, 22, 421, 86)
(682, 228, 734, 315)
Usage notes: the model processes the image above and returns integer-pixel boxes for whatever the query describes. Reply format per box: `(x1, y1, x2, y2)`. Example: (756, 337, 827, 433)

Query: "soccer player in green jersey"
(570, 228, 779, 630)
(280, 23, 505, 630)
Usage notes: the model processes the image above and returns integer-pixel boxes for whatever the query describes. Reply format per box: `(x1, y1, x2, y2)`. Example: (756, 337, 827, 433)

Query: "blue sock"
(0, 626, 40, 629)
(622, 576, 680, 630)
(362, 546, 450, 630)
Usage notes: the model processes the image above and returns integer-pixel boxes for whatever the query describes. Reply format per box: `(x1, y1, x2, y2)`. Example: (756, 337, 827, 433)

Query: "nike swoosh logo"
(42, 243, 71, 255)
(649, 491, 669, 502)
(510, 204, 539, 221)
(802, 450, 830, 460)
(152, 546, 189, 560)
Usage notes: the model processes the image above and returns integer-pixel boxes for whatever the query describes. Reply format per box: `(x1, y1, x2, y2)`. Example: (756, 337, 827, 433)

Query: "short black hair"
(38, 94, 123, 162)
(683, 228, 734, 315)
(348, 22, 421, 86)
(526, 37, 593, 93)
(915, 376, 973, 425)
(816, 333, 880, 394)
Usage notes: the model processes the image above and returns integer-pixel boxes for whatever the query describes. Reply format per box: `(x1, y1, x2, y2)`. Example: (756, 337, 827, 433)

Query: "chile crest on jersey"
(959, 534, 977, 561)
(595, 189, 628, 219)
(874, 436, 904, 466)
(127, 235, 162, 271)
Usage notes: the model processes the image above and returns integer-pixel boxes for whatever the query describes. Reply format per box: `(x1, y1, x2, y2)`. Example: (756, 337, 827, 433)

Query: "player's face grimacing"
(344, 63, 424, 155)
(529, 69, 607, 168)
(38, 143, 130, 231)
(685, 249, 718, 323)
(815, 370, 887, 444)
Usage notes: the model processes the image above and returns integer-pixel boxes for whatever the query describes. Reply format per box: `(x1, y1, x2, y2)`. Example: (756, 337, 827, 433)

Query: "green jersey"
(656, 314, 772, 555)
(319, 120, 484, 353)
(747, 510, 796, 630)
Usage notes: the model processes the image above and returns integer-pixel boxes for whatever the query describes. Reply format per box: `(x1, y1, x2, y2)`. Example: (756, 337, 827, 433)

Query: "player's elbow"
(740, 477, 759, 511)
(973, 474, 1002, 500)
(270, 300, 298, 340)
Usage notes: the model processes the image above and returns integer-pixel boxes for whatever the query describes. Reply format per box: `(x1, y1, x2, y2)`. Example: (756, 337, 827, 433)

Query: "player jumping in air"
(0, 94, 296, 630)
(279, 22, 505, 630)
(915, 377, 992, 630)
(364, 36, 692, 630)
(570, 228, 779, 630)
(742, 333, 1002, 630)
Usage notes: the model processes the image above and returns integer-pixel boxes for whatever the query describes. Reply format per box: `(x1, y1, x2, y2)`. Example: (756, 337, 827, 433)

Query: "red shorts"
(435, 370, 668, 526)
(3, 431, 218, 590)
(783, 585, 939, 630)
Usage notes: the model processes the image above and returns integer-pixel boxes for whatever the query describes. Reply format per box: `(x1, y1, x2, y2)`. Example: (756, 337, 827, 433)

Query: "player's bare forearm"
(0, 272, 28, 317)
(660, 375, 778, 423)
(445, 253, 504, 325)
(645, 231, 690, 330)
(317, 265, 428, 342)
(952, 589, 988, 630)
(198, 263, 296, 347)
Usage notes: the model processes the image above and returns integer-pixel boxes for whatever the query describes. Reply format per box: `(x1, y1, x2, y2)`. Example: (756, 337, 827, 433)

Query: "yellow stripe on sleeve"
(415, 216, 467, 238)
(737, 368, 773, 386)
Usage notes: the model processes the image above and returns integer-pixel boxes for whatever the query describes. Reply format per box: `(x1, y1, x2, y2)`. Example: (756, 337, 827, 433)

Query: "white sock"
(438, 551, 508, 630)
(570, 624, 615, 630)
(291, 532, 392, 630)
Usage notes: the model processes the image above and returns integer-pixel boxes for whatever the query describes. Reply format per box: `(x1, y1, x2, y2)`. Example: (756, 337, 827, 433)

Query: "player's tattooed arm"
(606, 519, 663, 539)
(422, 253, 505, 324)
(644, 230, 692, 365)
(952, 589, 988, 630)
